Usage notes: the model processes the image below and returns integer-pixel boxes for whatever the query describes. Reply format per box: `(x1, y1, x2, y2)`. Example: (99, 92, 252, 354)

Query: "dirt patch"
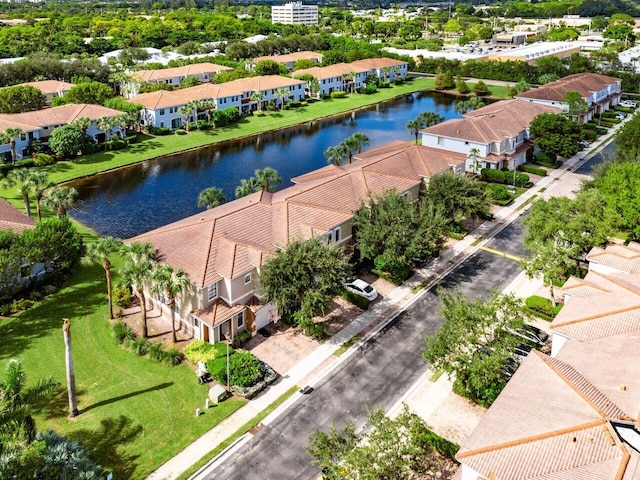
(119, 302, 194, 349)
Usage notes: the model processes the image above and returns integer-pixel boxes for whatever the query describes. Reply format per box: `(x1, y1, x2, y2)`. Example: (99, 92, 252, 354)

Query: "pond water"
(68, 91, 462, 238)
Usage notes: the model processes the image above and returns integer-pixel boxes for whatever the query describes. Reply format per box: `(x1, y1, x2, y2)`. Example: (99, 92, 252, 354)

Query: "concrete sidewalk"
(149, 118, 623, 480)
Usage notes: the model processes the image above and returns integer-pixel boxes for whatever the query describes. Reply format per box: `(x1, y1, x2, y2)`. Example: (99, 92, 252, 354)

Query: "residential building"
(515, 73, 622, 122)
(455, 243, 640, 480)
(249, 51, 324, 71)
(0, 103, 124, 161)
(127, 140, 466, 344)
(0, 198, 35, 233)
(421, 99, 562, 171)
(16, 80, 74, 105)
(271, 2, 318, 25)
(586, 241, 640, 275)
(134, 75, 306, 130)
(349, 58, 409, 81)
(292, 63, 370, 96)
(125, 63, 233, 97)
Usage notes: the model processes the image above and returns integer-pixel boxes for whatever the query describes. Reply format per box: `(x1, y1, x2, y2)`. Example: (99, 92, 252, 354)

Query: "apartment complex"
(249, 51, 324, 71)
(271, 2, 318, 25)
(125, 63, 233, 97)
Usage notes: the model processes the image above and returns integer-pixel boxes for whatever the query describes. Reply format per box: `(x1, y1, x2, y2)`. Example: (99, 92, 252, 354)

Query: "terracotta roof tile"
(0, 103, 124, 132)
(20, 80, 74, 96)
(252, 51, 323, 65)
(517, 73, 621, 102)
(350, 57, 408, 69)
(131, 63, 232, 83)
(192, 299, 245, 328)
(587, 243, 640, 274)
(292, 62, 370, 79)
(0, 198, 35, 233)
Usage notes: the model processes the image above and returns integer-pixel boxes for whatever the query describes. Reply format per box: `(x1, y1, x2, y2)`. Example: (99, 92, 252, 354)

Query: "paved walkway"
(149, 118, 625, 480)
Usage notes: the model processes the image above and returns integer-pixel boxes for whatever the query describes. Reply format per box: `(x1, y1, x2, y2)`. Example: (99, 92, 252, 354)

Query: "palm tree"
(82, 237, 123, 320)
(455, 98, 485, 115)
(406, 118, 425, 145)
(114, 113, 130, 138)
(187, 99, 203, 124)
(198, 186, 226, 209)
(342, 72, 356, 93)
(0, 128, 24, 164)
(96, 116, 113, 145)
(43, 186, 78, 218)
(200, 101, 215, 123)
(120, 242, 156, 338)
(30, 171, 53, 222)
(235, 177, 260, 198)
(62, 318, 78, 418)
(177, 105, 192, 131)
(275, 88, 290, 109)
(419, 111, 445, 128)
(0, 359, 58, 448)
(72, 117, 92, 135)
(151, 263, 192, 343)
(343, 133, 370, 163)
(250, 92, 264, 111)
(468, 147, 482, 174)
(324, 144, 348, 166)
(254, 167, 282, 192)
(2, 168, 35, 217)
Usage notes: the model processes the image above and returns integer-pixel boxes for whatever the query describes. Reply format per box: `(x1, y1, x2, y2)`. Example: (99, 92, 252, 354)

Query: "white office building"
(271, 2, 318, 25)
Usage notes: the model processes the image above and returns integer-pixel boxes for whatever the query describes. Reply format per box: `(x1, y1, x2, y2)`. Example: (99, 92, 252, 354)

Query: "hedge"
(524, 295, 562, 321)
(481, 168, 530, 187)
(518, 164, 546, 176)
(419, 426, 460, 461)
(341, 289, 370, 310)
(330, 91, 348, 98)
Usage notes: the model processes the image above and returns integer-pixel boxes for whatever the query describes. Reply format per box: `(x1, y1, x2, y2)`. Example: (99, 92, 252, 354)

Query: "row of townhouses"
(456, 241, 640, 480)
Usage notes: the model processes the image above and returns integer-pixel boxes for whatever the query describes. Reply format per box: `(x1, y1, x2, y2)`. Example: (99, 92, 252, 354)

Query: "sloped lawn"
(0, 261, 245, 479)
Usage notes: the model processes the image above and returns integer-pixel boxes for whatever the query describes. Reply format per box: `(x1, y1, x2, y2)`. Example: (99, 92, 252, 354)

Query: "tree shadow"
(0, 265, 106, 360)
(81, 382, 173, 413)
(32, 386, 88, 420)
(68, 415, 143, 479)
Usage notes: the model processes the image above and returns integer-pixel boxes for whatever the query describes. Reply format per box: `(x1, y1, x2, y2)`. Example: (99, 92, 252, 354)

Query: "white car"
(344, 279, 378, 301)
(620, 100, 637, 108)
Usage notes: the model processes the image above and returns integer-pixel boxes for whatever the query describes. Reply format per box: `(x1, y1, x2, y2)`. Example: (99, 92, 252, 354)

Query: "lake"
(68, 91, 461, 238)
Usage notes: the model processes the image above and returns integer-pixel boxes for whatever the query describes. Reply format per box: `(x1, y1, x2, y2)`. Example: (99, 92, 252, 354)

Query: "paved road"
(573, 140, 616, 176)
(209, 219, 526, 480)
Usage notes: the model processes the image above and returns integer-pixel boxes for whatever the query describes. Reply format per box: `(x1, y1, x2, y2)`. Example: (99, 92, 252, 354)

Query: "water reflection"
(69, 91, 461, 238)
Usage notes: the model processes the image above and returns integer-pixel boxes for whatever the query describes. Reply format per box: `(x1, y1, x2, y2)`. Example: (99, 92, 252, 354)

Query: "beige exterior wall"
(227, 269, 258, 305)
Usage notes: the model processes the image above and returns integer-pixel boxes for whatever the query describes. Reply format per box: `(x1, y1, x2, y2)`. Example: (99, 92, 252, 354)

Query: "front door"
(203, 325, 210, 343)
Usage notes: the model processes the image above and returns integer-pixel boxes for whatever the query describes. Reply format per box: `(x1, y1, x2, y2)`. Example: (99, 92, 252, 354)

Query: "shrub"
(481, 168, 506, 184)
(319, 93, 331, 100)
(129, 337, 151, 356)
(288, 100, 301, 107)
(525, 295, 562, 320)
(419, 427, 460, 460)
(125, 135, 137, 144)
(228, 351, 262, 387)
(331, 91, 348, 99)
(175, 129, 187, 135)
(341, 289, 370, 310)
(184, 340, 230, 364)
(113, 286, 131, 308)
(583, 130, 597, 141)
(11, 298, 34, 312)
(532, 151, 559, 168)
(380, 81, 391, 88)
(518, 164, 546, 176)
(298, 317, 328, 340)
(148, 342, 166, 362)
(15, 159, 35, 169)
(0, 303, 11, 316)
(595, 126, 607, 135)
(197, 119, 211, 130)
(448, 224, 468, 240)
(162, 347, 184, 366)
(111, 320, 135, 344)
(33, 153, 55, 167)
(373, 253, 412, 285)
(232, 330, 252, 348)
(254, 110, 266, 117)
(514, 172, 530, 187)
(150, 126, 171, 135)
(393, 77, 404, 85)
(105, 139, 127, 151)
(486, 183, 512, 204)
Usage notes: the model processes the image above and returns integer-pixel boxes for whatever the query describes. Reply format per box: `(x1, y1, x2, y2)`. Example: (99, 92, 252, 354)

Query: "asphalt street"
(573, 140, 616, 176)
(209, 218, 526, 480)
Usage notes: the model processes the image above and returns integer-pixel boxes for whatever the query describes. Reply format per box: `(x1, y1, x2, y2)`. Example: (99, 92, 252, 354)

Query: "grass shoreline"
(44, 78, 509, 186)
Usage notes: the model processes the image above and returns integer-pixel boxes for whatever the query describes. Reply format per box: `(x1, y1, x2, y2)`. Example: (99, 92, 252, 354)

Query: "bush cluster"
(486, 183, 512, 205)
(330, 91, 348, 99)
(525, 295, 562, 320)
(206, 350, 263, 387)
(518, 164, 547, 176)
(481, 168, 530, 187)
(232, 331, 252, 348)
(183, 339, 229, 364)
(341, 289, 370, 310)
(111, 321, 183, 366)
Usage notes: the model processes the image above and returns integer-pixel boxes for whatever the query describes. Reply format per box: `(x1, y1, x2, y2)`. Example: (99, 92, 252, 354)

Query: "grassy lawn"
(42, 77, 510, 185)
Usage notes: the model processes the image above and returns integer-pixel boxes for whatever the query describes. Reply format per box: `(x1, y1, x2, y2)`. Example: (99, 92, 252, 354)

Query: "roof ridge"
(287, 200, 354, 215)
(551, 301, 640, 328)
(457, 419, 607, 459)
(200, 219, 217, 288)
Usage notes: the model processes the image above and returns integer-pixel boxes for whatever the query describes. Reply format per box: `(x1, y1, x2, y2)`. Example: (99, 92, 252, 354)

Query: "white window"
(327, 226, 342, 244)
(437, 137, 444, 145)
(244, 273, 252, 285)
(208, 283, 217, 301)
(159, 109, 165, 115)
(193, 317, 200, 327)
(511, 138, 516, 149)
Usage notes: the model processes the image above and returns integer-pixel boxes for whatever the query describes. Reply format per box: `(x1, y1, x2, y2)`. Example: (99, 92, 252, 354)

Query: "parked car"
(511, 343, 533, 363)
(616, 112, 627, 119)
(620, 100, 637, 108)
(344, 279, 378, 301)
(506, 324, 549, 347)
(579, 140, 590, 149)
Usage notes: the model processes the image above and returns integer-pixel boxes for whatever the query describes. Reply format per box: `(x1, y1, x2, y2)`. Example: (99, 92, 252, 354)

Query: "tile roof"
(292, 62, 370, 80)
(192, 299, 245, 328)
(552, 271, 640, 342)
(587, 242, 640, 274)
(516, 73, 621, 102)
(422, 99, 562, 145)
(130, 63, 233, 83)
(0, 104, 124, 133)
(20, 80, 74, 96)
(0, 198, 35, 233)
(129, 140, 462, 288)
(349, 57, 408, 69)
(252, 51, 323, 65)
(457, 351, 635, 480)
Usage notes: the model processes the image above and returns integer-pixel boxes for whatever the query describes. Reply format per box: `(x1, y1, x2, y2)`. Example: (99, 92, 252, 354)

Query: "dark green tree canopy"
(0, 85, 46, 114)
(64, 81, 114, 106)
(426, 171, 490, 226)
(529, 112, 582, 159)
(48, 124, 92, 158)
(253, 59, 289, 76)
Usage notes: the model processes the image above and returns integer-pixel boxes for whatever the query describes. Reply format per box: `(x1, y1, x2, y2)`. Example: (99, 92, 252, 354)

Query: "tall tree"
(274, 88, 290, 109)
(62, 318, 78, 418)
(30, 171, 53, 222)
(253, 167, 281, 192)
(529, 112, 582, 160)
(343, 133, 370, 163)
(562, 90, 589, 121)
(406, 118, 425, 145)
(177, 105, 192, 130)
(72, 117, 92, 135)
(0, 85, 46, 114)
(2, 168, 35, 217)
(419, 111, 445, 128)
(96, 116, 114, 143)
(120, 242, 156, 338)
(235, 177, 260, 198)
(0, 128, 24, 164)
(0, 360, 58, 449)
(151, 263, 191, 343)
(197, 186, 226, 209)
(426, 171, 490, 228)
(250, 92, 264, 111)
(324, 144, 348, 165)
(43, 186, 78, 218)
(82, 237, 123, 320)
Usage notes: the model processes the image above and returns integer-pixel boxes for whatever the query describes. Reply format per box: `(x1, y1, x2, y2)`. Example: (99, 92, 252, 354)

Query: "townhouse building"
(128, 140, 466, 344)
(292, 63, 370, 96)
(455, 242, 640, 480)
(350, 57, 409, 81)
(515, 72, 622, 123)
(125, 63, 234, 97)
(249, 51, 324, 71)
(17, 80, 74, 105)
(421, 99, 562, 172)
(0, 103, 124, 160)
